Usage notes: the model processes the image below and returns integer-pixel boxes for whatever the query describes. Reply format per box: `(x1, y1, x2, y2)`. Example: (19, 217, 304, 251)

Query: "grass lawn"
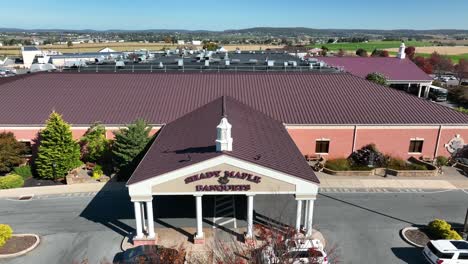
(309, 40, 432, 52)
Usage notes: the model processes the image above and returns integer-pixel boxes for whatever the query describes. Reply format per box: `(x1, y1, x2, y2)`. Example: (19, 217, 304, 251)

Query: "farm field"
(310, 40, 432, 52)
(0, 43, 284, 57)
(386, 45, 468, 55)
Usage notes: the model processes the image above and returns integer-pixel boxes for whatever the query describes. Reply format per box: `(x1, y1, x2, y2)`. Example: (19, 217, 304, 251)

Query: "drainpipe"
(434, 125, 443, 159)
(352, 125, 358, 153)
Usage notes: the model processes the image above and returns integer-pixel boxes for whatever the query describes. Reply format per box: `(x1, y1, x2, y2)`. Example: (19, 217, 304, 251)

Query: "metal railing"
(59, 64, 339, 73)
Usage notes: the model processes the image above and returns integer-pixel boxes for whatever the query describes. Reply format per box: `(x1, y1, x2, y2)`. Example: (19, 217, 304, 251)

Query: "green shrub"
(325, 158, 351, 171)
(428, 219, 462, 240)
(443, 229, 463, 240)
(435, 156, 449, 167)
(0, 174, 24, 189)
(92, 164, 103, 180)
(387, 158, 408, 170)
(387, 158, 427, 170)
(0, 224, 13, 248)
(13, 165, 32, 180)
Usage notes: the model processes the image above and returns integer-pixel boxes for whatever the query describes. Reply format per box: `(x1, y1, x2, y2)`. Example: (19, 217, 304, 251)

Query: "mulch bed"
(405, 228, 432, 246)
(23, 177, 65, 187)
(0, 235, 37, 255)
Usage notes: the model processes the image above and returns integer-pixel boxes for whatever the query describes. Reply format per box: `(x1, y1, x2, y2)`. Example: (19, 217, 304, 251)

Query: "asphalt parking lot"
(0, 189, 467, 264)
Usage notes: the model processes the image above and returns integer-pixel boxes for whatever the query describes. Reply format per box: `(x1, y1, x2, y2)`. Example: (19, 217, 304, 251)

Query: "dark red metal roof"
(127, 96, 319, 185)
(319, 57, 432, 81)
(0, 72, 466, 125)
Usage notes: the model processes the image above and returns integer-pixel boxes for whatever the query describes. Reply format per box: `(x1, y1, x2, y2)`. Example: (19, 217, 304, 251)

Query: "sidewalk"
(0, 182, 126, 198)
(0, 167, 466, 198)
(316, 165, 468, 190)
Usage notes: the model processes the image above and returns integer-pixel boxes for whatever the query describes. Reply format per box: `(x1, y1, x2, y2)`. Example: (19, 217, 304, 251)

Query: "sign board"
(152, 164, 295, 194)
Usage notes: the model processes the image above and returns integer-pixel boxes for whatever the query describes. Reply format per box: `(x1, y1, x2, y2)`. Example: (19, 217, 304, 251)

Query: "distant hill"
(1, 27, 467, 37)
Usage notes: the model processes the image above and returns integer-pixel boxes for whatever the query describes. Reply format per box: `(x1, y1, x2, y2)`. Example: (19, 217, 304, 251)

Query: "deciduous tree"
(371, 49, 389, 57)
(405, 46, 416, 60)
(366, 72, 388, 86)
(0, 132, 25, 173)
(429, 52, 453, 75)
(35, 112, 81, 180)
(80, 123, 110, 163)
(414, 56, 433, 74)
(454, 59, 468, 84)
(356, 48, 368, 57)
(203, 42, 219, 51)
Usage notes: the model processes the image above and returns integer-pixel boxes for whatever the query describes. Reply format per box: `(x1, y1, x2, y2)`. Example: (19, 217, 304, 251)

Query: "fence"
(60, 64, 339, 73)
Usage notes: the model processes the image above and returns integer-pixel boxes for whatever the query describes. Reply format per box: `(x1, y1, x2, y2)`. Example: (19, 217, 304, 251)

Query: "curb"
(0, 234, 40, 259)
(400, 227, 425, 248)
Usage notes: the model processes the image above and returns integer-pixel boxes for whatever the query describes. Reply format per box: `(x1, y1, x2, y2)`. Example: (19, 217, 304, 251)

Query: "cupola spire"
(216, 96, 233, 151)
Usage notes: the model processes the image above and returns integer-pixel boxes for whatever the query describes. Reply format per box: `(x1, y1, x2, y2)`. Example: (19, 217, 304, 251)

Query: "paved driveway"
(0, 189, 467, 264)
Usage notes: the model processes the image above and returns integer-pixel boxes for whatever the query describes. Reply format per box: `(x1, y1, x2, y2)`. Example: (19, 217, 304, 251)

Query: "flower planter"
(322, 167, 375, 176)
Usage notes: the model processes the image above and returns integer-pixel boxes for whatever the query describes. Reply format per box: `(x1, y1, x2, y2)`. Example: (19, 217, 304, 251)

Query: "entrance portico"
(126, 96, 320, 245)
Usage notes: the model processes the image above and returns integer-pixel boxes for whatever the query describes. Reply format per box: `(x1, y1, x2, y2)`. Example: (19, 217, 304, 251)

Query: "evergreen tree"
(112, 119, 152, 174)
(80, 123, 110, 163)
(0, 132, 25, 173)
(35, 112, 81, 180)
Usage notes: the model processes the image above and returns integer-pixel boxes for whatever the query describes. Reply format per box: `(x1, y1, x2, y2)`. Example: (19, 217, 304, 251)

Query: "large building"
(1, 72, 468, 160)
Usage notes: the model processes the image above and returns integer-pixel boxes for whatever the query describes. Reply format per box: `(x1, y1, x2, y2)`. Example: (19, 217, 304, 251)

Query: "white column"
(295, 200, 303, 233)
(195, 195, 204, 239)
(246, 195, 254, 238)
(146, 201, 155, 238)
(306, 199, 315, 237)
(303, 200, 309, 228)
(417, 84, 422, 98)
(141, 202, 146, 233)
(134, 202, 143, 239)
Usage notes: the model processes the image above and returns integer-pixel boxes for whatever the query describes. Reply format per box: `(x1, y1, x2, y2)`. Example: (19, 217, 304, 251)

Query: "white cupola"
(397, 42, 406, 59)
(216, 117, 233, 152)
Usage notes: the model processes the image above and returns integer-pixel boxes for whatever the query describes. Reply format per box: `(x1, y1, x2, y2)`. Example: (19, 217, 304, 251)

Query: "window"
(315, 140, 330, 154)
(409, 140, 424, 153)
(20, 141, 32, 156)
(458, 252, 468, 260)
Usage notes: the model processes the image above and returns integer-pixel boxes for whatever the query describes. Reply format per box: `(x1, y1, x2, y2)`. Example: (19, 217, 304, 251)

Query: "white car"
(423, 240, 468, 263)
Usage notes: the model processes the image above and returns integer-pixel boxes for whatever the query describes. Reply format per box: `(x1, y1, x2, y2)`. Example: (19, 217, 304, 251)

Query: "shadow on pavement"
(391, 247, 425, 264)
(319, 193, 417, 225)
(80, 181, 134, 237)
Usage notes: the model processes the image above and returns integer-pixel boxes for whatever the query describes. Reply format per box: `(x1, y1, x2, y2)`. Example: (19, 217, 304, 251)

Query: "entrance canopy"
(127, 96, 319, 199)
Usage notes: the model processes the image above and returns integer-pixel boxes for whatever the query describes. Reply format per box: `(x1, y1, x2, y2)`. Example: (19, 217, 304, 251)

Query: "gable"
(152, 163, 295, 194)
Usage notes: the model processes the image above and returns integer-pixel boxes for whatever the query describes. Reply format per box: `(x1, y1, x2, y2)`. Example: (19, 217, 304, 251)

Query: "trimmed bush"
(325, 158, 373, 171)
(435, 156, 449, 167)
(0, 174, 24, 189)
(428, 219, 462, 240)
(13, 165, 32, 180)
(0, 224, 13, 248)
(92, 164, 104, 180)
(387, 158, 427, 170)
(325, 158, 351, 171)
(349, 143, 387, 168)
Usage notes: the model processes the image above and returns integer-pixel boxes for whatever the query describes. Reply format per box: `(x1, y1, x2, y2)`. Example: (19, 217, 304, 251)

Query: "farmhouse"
(0, 72, 467, 161)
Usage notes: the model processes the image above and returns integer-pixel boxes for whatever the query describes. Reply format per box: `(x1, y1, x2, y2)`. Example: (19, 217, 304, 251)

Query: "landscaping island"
(0, 225, 40, 259)
(402, 219, 464, 248)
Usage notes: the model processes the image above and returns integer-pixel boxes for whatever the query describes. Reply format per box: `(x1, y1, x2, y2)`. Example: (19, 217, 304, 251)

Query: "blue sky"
(1, 0, 467, 30)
